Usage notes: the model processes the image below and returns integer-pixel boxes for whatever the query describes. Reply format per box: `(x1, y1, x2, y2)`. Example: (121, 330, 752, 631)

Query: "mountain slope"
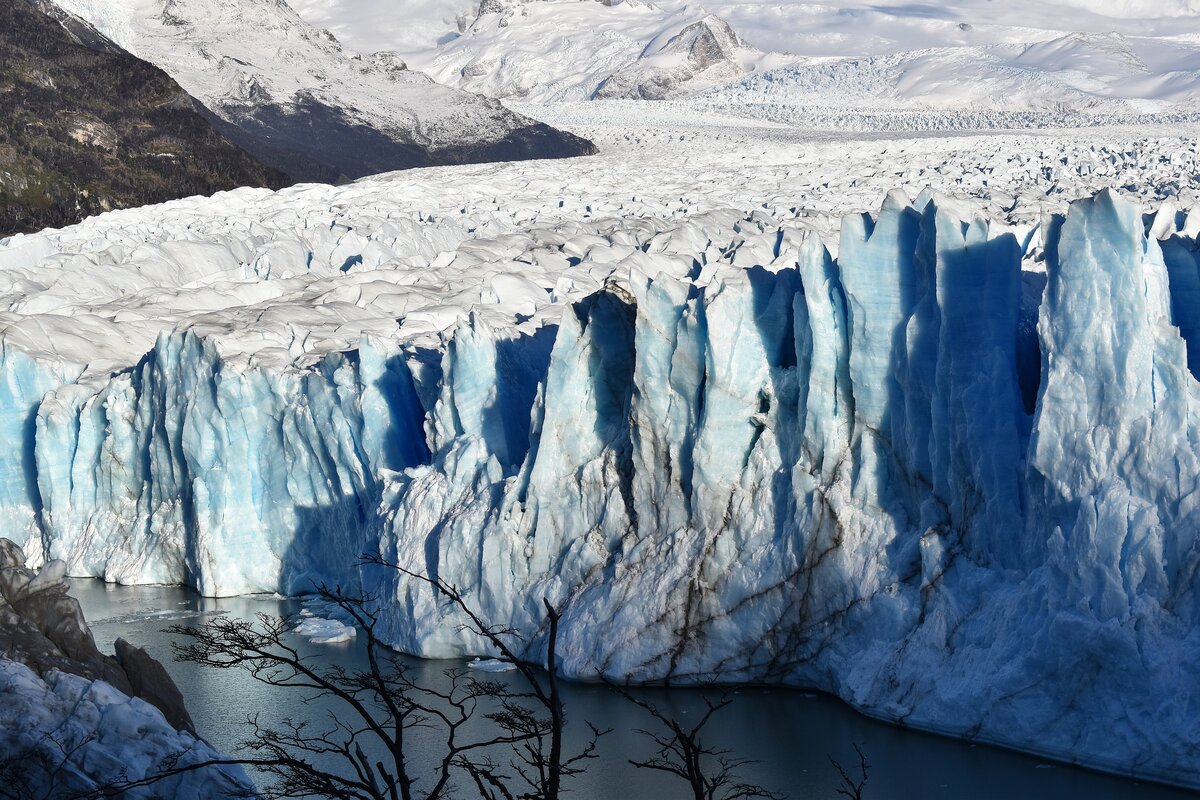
(380, 0, 789, 102)
(290, 0, 1200, 113)
(0, 0, 284, 236)
(49, 0, 595, 182)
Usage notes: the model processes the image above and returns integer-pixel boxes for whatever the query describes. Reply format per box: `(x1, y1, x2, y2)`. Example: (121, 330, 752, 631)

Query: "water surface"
(74, 580, 1194, 800)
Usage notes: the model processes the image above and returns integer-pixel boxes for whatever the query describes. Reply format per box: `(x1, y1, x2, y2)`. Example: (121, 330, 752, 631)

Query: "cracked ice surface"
(3, 121, 1200, 785)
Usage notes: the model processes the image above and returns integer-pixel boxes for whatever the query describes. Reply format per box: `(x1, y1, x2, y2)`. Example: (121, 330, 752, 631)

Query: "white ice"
(295, 611, 358, 645)
(2, 106, 1200, 788)
(0, 661, 252, 796)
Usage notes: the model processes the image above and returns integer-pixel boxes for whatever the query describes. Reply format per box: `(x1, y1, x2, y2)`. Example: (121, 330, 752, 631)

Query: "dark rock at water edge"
(0, 538, 197, 735)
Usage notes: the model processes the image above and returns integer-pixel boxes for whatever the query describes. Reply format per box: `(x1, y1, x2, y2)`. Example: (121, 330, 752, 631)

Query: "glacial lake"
(75, 580, 1195, 800)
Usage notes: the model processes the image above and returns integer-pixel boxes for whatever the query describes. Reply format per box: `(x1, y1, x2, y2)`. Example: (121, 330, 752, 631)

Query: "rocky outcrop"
(115, 637, 196, 735)
(0, 538, 195, 733)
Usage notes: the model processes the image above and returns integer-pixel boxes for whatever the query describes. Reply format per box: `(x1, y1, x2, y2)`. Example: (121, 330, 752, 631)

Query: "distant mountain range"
(0, 0, 284, 236)
(296, 0, 1200, 113)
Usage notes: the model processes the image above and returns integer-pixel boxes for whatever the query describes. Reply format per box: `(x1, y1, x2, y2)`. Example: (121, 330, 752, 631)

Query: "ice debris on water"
(294, 612, 358, 645)
(468, 658, 518, 673)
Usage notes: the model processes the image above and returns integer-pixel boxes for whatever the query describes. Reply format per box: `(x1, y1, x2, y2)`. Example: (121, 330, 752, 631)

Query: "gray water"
(74, 580, 1195, 800)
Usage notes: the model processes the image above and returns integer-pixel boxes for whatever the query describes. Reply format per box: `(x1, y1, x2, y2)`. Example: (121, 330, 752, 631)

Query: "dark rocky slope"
(0, 0, 286, 236)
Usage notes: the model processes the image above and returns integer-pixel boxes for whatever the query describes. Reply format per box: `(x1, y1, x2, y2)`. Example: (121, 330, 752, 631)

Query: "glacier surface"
(3, 123, 1200, 787)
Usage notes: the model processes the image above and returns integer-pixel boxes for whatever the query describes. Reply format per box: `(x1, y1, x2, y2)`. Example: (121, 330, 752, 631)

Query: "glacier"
(368, 192, 1200, 790)
(2, 171, 1200, 787)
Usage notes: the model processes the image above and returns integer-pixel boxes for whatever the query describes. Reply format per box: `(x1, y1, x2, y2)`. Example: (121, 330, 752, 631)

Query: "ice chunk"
(294, 613, 357, 645)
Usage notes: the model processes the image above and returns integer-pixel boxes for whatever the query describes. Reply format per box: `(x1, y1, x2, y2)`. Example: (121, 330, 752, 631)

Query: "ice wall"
(0, 346, 85, 565)
(1, 190, 1199, 785)
(369, 190, 1200, 786)
(35, 332, 427, 595)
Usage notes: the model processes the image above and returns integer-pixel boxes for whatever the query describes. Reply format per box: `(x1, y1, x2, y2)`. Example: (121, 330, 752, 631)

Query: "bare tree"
(829, 743, 870, 800)
(618, 691, 783, 800)
(88, 561, 604, 800)
(78, 558, 801, 800)
(363, 557, 609, 800)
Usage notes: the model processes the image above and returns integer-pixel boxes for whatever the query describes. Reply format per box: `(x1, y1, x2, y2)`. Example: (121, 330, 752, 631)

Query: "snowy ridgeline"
(2, 188, 1200, 784)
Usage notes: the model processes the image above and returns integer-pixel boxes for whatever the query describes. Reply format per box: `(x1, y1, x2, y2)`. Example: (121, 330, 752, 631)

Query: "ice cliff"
(369, 191, 1200, 786)
(1, 184, 1199, 786)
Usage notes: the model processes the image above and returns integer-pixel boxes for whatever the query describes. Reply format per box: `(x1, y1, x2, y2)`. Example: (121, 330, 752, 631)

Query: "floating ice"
(467, 658, 517, 673)
(294, 612, 358, 645)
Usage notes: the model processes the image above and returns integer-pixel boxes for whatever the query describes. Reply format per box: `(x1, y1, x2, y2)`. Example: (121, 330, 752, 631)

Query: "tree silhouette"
(619, 690, 783, 800)
(88, 563, 604, 800)
(829, 743, 870, 800)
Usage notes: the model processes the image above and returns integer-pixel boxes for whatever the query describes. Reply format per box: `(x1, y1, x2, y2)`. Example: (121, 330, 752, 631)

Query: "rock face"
(0, 538, 195, 733)
(0, 0, 285, 237)
(48, 0, 595, 183)
(594, 15, 751, 100)
(0, 539, 248, 795)
(114, 637, 196, 735)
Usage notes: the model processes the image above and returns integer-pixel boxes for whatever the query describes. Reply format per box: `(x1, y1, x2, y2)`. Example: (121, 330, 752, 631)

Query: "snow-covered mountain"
(46, 0, 594, 182)
(296, 0, 1200, 60)
(9, 0, 1200, 791)
(393, 0, 791, 102)
(291, 0, 1200, 112)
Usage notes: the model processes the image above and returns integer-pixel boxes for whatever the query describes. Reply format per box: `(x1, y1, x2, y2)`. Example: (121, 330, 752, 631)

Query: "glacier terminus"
(2, 155, 1200, 788)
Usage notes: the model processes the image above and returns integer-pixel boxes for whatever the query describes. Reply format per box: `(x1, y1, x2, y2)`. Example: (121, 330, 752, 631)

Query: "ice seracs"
(1, 125, 1200, 786)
